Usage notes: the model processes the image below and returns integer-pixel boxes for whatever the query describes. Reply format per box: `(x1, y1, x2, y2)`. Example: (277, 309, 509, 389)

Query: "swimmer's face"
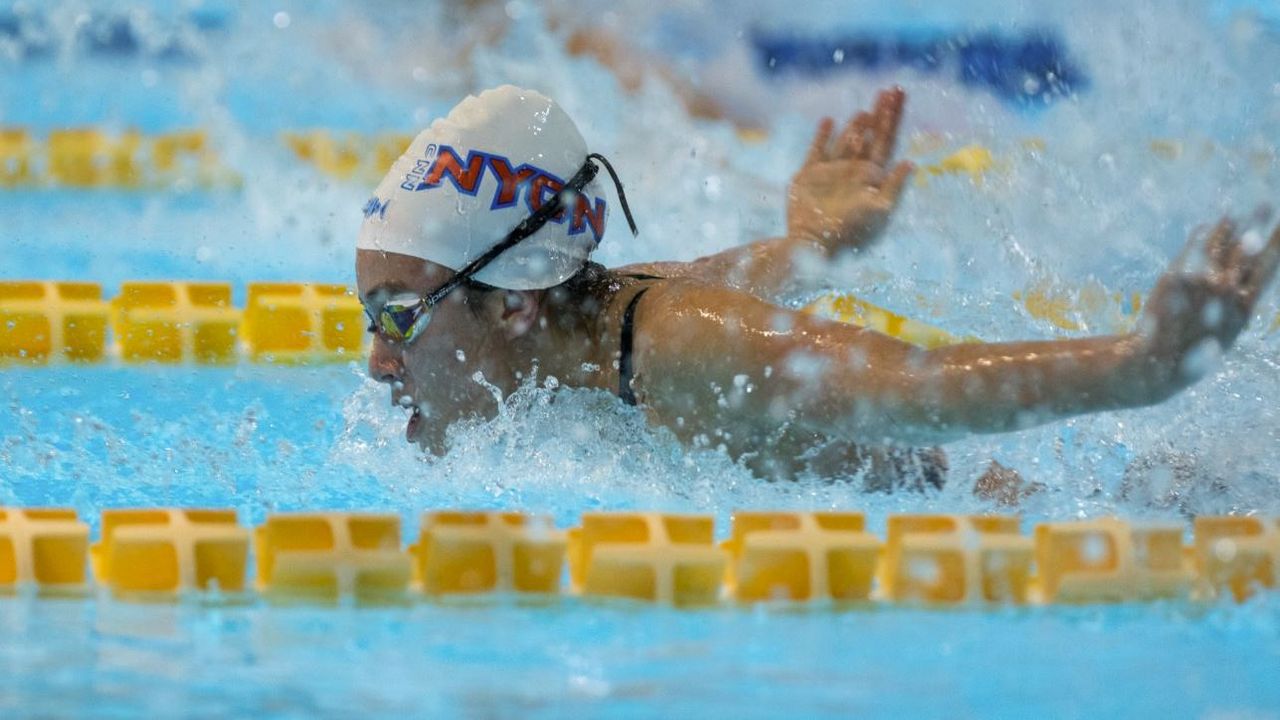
(356, 249, 511, 453)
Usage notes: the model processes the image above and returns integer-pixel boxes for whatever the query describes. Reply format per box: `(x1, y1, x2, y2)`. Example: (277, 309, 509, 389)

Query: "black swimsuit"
(616, 274, 663, 406)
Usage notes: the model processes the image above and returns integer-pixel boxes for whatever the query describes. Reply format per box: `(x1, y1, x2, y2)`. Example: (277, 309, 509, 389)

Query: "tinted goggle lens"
(370, 297, 431, 343)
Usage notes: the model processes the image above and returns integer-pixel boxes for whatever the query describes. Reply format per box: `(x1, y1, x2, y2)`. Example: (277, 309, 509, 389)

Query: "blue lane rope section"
(751, 29, 1088, 108)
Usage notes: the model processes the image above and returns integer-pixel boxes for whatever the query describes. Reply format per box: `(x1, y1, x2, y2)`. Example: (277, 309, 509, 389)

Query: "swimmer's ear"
(494, 290, 541, 339)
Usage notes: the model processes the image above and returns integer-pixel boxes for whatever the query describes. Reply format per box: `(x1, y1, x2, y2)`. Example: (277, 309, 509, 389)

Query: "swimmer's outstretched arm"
(562, 26, 760, 132)
(619, 88, 912, 299)
(632, 218, 1280, 446)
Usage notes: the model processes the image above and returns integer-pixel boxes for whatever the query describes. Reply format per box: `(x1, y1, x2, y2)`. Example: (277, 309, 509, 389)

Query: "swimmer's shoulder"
(602, 267, 701, 329)
(621, 275, 906, 375)
(615, 275, 774, 363)
(612, 257, 753, 286)
(612, 260, 692, 280)
(607, 266, 726, 311)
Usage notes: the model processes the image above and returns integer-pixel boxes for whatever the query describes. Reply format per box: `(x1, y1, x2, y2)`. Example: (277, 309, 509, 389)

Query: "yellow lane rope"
(2, 507, 1275, 607)
(0, 281, 363, 364)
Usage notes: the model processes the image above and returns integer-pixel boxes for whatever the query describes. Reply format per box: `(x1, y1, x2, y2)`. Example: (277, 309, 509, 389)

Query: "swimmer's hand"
(786, 87, 914, 255)
(1137, 215, 1280, 392)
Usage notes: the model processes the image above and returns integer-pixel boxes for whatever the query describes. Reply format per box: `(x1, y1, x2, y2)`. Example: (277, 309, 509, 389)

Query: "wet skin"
(356, 87, 1280, 479)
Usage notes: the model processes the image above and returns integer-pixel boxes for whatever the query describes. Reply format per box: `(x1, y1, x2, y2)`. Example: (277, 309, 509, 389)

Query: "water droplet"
(1213, 538, 1237, 562)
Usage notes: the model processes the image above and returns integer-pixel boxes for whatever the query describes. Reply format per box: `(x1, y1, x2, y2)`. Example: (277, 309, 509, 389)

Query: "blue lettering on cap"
(362, 196, 391, 219)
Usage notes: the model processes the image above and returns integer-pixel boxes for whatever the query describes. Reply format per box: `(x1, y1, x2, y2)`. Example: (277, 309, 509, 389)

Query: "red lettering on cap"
(571, 194, 607, 243)
(527, 174, 568, 223)
(488, 156, 539, 209)
(423, 146, 487, 196)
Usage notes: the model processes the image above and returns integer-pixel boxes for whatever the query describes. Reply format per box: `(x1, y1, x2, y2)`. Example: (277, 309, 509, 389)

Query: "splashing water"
(2, 0, 1279, 520)
(4, 1, 1280, 715)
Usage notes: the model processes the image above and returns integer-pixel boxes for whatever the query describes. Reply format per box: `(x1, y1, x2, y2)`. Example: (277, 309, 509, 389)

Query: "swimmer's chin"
(405, 416, 448, 457)
(405, 403, 496, 457)
(407, 433, 448, 457)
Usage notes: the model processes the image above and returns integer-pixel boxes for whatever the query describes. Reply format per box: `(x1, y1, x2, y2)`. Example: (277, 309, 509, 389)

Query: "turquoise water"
(4, 0, 1280, 716)
(5, 596, 1280, 718)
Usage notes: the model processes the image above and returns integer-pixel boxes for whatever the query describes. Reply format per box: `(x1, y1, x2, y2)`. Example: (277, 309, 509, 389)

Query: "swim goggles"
(365, 153, 638, 346)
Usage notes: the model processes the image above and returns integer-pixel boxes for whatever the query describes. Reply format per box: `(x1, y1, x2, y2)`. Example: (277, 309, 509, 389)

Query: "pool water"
(3, 0, 1280, 716)
(6, 592, 1280, 718)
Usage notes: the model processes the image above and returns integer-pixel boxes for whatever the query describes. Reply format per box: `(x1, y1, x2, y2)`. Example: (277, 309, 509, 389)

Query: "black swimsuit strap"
(618, 286, 652, 406)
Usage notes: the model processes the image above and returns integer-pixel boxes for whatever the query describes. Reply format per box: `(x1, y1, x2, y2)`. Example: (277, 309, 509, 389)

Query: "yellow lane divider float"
(722, 511, 879, 603)
(3, 507, 1279, 607)
(0, 508, 90, 594)
(1035, 518, 1189, 603)
(569, 513, 725, 606)
(113, 282, 240, 363)
(91, 509, 249, 597)
(412, 511, 566, 596)
(282, 131, 414, 184)
(256, 513, 410, 603)
(0, 280, 364, 364)
(803, 293, 971, 349)
(243, 283, 366, 363)
(0, 281, 110, 362)
(880, 515, 1032, 603)
(1, 128, 237, 189)
(1194, 516, 1280, 603)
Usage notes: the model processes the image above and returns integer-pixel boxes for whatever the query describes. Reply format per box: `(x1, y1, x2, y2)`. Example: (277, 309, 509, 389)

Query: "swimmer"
(366, 1, 760, 134)
(356, 85, 1280, 489)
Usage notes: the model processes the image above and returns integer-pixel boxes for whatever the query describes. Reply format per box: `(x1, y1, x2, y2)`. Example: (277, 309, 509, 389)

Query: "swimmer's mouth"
(396, 393, 422, 443)
(405, 406, 422, 443)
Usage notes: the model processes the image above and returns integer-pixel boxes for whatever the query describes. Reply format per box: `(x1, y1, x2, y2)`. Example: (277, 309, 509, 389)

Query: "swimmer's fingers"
(1232, 206, 1274, 292)
(880, 161, 913, 205)
(870, 86, 906, 166)
(804, 117, 836, 167)
(842, 112, 873, 161)
(1226, 228, 1248, 274)
(1205, 217, 1238, 280)
(1241, 223, 1280, 304)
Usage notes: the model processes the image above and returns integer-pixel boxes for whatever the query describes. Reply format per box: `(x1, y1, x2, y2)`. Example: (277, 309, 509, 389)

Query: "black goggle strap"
(586, 153, 638, 237)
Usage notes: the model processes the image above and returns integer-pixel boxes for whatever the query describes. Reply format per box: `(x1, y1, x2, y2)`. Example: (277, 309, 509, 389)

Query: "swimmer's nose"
(367, 339, 404, 384)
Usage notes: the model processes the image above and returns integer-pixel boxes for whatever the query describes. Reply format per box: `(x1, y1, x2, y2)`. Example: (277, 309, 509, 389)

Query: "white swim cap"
(357, 85, 615, 290)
